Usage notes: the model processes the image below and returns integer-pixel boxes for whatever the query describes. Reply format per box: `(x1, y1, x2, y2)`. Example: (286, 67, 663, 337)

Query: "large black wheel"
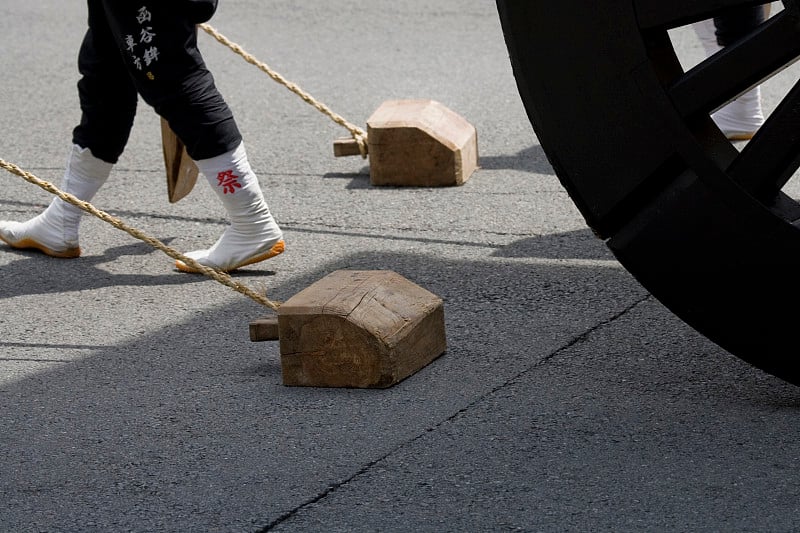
(497, 1, 800, 384)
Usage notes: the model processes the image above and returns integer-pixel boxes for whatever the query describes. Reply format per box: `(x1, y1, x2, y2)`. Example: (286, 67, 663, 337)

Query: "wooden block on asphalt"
(278, 270, 446, 388)
(366, 99, 478, 187)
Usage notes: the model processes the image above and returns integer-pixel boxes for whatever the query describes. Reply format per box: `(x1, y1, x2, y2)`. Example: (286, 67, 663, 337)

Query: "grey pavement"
(2, 1, 800, 532)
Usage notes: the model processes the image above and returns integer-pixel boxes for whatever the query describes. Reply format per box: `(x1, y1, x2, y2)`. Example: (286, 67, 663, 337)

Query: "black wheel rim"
(497, 1, 800, 384)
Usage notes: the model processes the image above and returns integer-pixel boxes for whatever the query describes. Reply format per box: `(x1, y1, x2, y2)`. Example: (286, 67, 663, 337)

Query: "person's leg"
(0, 0, 136, 258)
(100, 1, 283, 272)
(713, 5, 767, 47)
(179, 142, 284, 272)
(707, 5, 767, 140)
(693, 17, 721, 58)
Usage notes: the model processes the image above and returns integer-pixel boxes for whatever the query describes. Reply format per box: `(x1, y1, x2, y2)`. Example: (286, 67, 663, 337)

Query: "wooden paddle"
(160, 117, 199, 203)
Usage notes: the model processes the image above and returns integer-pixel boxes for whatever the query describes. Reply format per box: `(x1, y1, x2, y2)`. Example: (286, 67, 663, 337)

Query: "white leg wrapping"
(0, 144, 112, 258)
(693, 19, 722, 57)
(712, 85, 764, 140)
(693, 19, 765, 140)
(176, 142, 284, 272)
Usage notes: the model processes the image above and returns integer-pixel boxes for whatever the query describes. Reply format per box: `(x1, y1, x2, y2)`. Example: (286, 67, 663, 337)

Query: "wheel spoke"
(668, 12, 800, 119)
(728, 79, 800, 198)
(635, 0, 770, 29)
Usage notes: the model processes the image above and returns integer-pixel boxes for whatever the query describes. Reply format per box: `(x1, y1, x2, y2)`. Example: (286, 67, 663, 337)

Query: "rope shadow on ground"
(0, 239, 209, 300)
(0, 245, 794, 531)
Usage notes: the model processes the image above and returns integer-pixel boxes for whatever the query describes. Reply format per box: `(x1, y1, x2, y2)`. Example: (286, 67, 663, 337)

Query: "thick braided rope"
(199, 23, 369, 158)
(0, 158, 280, 311)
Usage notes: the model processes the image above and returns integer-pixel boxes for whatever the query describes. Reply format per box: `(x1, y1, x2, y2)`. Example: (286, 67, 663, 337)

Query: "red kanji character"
(217, 170, 242, 194)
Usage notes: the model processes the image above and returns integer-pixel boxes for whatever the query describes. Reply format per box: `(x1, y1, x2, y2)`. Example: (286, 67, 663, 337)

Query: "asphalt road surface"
(1, 1, 799, 531)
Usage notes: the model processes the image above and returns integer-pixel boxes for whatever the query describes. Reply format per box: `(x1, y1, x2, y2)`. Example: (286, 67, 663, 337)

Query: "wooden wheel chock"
(249, 270, 447, 388)
(334, 99, 479, 187)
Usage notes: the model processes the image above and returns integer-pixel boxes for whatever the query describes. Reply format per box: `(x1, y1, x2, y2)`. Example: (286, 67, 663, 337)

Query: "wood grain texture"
(161, 118, 200, 204)
(278, 270, 446, 388)
(366, 99, 478, 187)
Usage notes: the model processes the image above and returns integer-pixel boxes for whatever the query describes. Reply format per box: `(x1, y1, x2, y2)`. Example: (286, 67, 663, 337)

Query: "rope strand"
(199, 23, 369, 158)
(0, 158, 280, 311)
(1, 23, 368, 310)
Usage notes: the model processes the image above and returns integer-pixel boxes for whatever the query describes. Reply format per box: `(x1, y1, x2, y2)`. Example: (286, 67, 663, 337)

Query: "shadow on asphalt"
(478, 144, 554, 174)
(0, 239, 210, 299)
(2, 230, 799, 530)
(318, 144, 555, 190)
(493, 228, 613, 260)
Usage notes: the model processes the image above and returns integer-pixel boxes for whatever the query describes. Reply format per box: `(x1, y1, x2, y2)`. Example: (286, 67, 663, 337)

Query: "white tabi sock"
(0, 144, 112, 258)
(175, 141, 284, 272)
(712, 85, 764, 140)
